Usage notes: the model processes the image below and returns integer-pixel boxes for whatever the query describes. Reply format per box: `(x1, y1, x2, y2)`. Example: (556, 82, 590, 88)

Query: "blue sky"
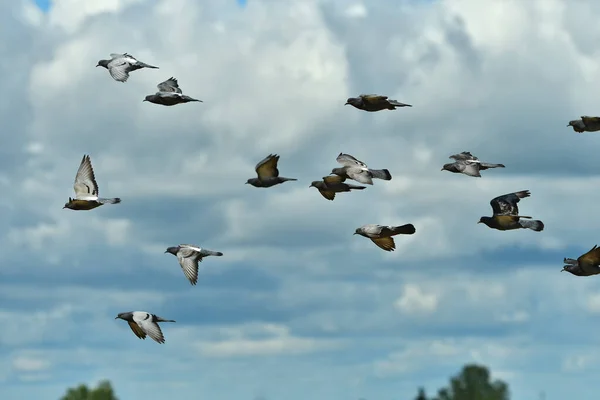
(4, 0, 600, 399)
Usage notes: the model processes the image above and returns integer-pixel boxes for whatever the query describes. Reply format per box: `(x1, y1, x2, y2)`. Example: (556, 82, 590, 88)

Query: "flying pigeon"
(345, 94, 412, 112)
(441, 151, 505, 177)
(143, 77, 202, 106)
(331, 153, 392, 185)
(567, 116, 600, 133)
(165, 244, 224, 285)
(115, 311, 175, 344)
(96, 53, 158, 83)
(63, 155, 121, 211)
(478, 190, 544, 232)
(309, 175, 366, 201)
(354, 224, 416, 252)
(562, 245, 600, 276)
(245, 154, 297, 188)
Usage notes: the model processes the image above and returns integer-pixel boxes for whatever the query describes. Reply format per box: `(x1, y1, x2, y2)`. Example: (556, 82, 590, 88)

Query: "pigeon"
(345, 94, 412, 112)
(309, 175, 366, 201)
(63, 155, 121, 211)
(96, 53, 158, 83)
(562, 245, 600, 276)
(143, 77, 202, 106)
(165, 244, 224, 285)
(354, 224, 416, 252)
(115, 311, 175, 344)
(331, 153, 392, 185)
(441, 151, 505, 177)
(567, 116, 600, 133)
(245, 154, 297, 188)
(478, 190, 544, 232)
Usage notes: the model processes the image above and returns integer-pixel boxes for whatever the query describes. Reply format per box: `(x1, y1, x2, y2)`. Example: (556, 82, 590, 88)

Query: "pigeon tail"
(480, 162, 505, 169)
(370, 168, 392, 180)
(280, 177, 298, 182)
(98, 197, 121, 204)
(347, 184, 366, 190)
(156, 317, 176, 323)
(390, 224, 416, 235)
(183, 96, 203, 103)
(388, 99, 412, 108)
(136, 62, 159, 69)
(205, 250, 223, 257)
(519, 219, 544, 232)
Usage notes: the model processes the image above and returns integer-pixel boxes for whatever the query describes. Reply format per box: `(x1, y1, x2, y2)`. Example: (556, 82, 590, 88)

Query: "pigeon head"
(245, 178, 259, 186)
(165, 246, 180, 256)
(96, 59, 110, 69)
(561, 265, 585, 276)
(478, 216, 493, 226)
(115, 311, 133, 320)
(345, 97, 360, 106)
(331, 167, 345, 175)
(441, 163, 459, 173)
(143, 95, 154, 102)
(63, 198, 75, 209)
(309, 181, 322, 188)
(353, 228, 362, 236)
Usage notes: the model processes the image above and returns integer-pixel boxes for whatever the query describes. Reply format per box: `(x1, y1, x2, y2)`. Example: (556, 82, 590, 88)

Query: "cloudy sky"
(2, 0, 600, 399)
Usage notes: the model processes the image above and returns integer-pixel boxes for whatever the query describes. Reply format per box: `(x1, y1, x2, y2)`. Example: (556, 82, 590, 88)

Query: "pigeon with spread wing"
(345, 94, 412, 112)
(354, 224, 416, 252)
(478, 190, 544, 231)
(115, 311, 175, 344)
(309, 174, 366, 201)
(562, 245, 600, 276)
(143, 77, 202, 106)
(331, 153, 392, 185)
(441, 151, 505, 177)
(245, 154, 297, 188)
(567, 116, 600, 133)
(63, 155, 121, 211)
(97, 53, 158, 82)
(165, 244, 224, 285)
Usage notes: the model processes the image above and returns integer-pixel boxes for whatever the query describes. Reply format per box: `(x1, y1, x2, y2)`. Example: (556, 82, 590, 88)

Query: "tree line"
(59, 363, 509, 400)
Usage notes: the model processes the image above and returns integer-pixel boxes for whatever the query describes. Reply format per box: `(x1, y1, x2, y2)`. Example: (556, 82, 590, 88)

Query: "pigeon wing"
(177, 247, 200, 285)
(490, 190, 530, 216)
(255, 154, 280, 179)
(359, 94, 387, 105)
(318, 189, 336, 201)
(581, 116, 600, 125)
(107, 60, 130, 82)
(449, 151, 477, 161)
(73, 155, 99, 198)
(578, 245, 600, 267)
(157, 77, 182, 93)
(461, 162, 482, 177)
(336, 153, 368, 169)
(323, 174, 346, 185)
(370, 237, 396, 251)
(127, 320, 147, 340)
(138, 318, 166, 344)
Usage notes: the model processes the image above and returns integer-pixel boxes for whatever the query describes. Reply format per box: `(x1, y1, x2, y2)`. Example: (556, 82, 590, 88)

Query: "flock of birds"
(61, 52, 600, 344)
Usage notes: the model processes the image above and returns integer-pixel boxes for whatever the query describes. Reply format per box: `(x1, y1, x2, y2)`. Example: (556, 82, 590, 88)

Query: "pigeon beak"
(344, 102, 349, 105)
(477, 221, 481, 224)
(164, 250, 168, 253)
(114, 316, 119, 319)
(440, 168, 444, 171)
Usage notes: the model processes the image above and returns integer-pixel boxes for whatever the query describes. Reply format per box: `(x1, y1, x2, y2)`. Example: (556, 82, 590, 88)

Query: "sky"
(2, 0, 600, 399)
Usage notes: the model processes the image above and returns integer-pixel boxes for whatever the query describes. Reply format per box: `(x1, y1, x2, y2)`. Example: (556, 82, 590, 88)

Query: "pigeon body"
(309, 175, 366, 201)
(245, 154, 297, 188)
(332, 153, 392, 185)
(115, 311, 175, 344)
(345, 94, 412, 112)
(441, 151, 505, 178)
(63, 155, 121, 211)
(567, 116, 600, 133)
(478, 190, 544, 232)
(562, 245, 600, 276)
(165, 244, 224, 285)
(143, 77, 202, 106)
(354, 224, 416, 252)
(97, 53, 158, 82)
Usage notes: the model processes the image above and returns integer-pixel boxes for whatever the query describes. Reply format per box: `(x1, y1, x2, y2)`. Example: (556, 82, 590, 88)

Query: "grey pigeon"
(143, 77, 202, 106)
(562, 245, 600, 276)
(441, 151, 505, 178)
(165, 244, 223, 285)
(63, 154, 121, 211)
(567, 116, 600, 133)
(332, 153, 392, 185)
(309, 175, 366, 201)
(345, 94, 412, 112)
(96, 53, 158, 82)
(354, 224, 416, 252)
(115, 311, 175, 344)
(478, 190, 544, 232)
(245, 154, 297, 188)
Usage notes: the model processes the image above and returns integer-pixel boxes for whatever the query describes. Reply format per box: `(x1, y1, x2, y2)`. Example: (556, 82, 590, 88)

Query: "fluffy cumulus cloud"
(2, 0, 600, 399)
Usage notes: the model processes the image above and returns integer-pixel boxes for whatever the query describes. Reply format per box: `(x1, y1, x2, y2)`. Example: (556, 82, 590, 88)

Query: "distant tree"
(415, 387, 429, 400)
(60, 380, 118, 400)
(432, 364, 509, 400)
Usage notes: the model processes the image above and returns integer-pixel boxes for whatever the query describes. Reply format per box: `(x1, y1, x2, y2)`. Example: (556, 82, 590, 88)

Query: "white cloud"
(394, 284, 439, 315)
(11, 356, 50, 373)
